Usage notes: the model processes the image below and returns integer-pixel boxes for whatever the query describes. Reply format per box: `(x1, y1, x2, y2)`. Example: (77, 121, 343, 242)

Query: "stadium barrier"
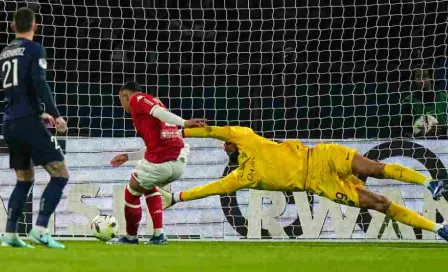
(0, 138, 447, 241)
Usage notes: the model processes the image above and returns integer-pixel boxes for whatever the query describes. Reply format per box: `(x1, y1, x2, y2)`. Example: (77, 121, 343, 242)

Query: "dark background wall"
(0, 0, 447, 139)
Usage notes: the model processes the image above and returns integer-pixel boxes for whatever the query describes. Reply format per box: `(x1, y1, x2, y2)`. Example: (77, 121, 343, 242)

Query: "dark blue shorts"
(3, 115, 64, 170)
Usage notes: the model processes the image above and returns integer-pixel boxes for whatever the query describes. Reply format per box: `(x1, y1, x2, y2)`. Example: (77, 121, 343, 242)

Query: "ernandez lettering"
(0, 47, 25, 60)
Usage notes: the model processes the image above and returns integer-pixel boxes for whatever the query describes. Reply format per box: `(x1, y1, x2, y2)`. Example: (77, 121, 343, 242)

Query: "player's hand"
(110, 154, 129, 167)
(184, 118, 206, 128)
(55, 117, 67, 133)
(41, 113, 56, 127)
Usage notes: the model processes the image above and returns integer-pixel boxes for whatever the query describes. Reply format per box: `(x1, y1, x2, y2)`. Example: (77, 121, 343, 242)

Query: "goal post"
(0, 0, 447, 241)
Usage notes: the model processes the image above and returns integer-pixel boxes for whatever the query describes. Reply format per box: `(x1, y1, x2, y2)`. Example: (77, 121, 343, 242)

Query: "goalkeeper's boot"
(29, 230, 65, 249)
(428, 180, 446, 200)
(1, 234, 34, 248)
(107, 236, 139, 245)
(146, 233, 168, 245)
(159, 187, 175, 209)
(437, 224, 448, 242)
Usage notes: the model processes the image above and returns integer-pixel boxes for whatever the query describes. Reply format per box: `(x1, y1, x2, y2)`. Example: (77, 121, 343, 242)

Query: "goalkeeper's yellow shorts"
(306, 143, 364, 207)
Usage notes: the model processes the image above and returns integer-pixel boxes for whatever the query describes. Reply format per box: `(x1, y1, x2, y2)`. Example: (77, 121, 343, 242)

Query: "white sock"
(423, 180, 431, 188)
(154, 228, 164, 236)
(4, 232, 18, 239)
(173, 193, 182, 203)
(126, 234, 138, 241)
(433, 223, 444, 232)
(33, 225, 48, 235)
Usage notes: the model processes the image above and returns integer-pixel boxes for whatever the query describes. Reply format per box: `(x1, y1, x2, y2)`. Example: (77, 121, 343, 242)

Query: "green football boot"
(1, 235, 34, 248)
(29, 230, 65, 249)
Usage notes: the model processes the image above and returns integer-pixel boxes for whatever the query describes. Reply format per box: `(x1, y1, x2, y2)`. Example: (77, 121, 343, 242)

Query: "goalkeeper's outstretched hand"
(110, 154, 129, 167)
(184, 118, 206, 128)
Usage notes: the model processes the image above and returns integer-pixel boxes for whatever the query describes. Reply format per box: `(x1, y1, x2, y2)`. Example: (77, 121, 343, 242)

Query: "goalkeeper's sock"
(386, 201, 441, 233)
(5, 181, 33, 233)
(145, 188, 164, 235)
(124, 185, 142, 237)
(383, 163, 430, 187)
(173, 192, 183, 203)
(36, 177, 68, 228)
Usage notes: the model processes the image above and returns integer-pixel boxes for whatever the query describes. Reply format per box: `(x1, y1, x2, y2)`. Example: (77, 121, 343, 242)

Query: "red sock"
(124, 186, 142, 237)
(145, 188, 164, 234)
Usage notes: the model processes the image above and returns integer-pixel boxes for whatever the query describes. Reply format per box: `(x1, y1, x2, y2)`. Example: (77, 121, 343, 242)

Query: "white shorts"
(131, 144, 189, 190)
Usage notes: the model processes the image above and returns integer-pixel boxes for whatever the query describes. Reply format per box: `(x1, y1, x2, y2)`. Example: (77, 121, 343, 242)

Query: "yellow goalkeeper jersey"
(183, 126, 309, 191)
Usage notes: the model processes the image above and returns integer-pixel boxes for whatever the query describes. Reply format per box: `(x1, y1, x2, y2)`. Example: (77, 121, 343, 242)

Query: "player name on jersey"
(0, 47, 25, 60)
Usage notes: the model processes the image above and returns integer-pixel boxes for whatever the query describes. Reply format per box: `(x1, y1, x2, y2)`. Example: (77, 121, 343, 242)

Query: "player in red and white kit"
(107, 82, 205, 245)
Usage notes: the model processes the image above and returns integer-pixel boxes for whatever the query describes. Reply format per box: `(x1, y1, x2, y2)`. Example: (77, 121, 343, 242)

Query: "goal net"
(0, 0, 447, 241)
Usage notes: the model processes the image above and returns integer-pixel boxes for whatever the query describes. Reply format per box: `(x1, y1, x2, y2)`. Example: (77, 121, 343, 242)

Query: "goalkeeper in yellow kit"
(162, 126, 448, 241)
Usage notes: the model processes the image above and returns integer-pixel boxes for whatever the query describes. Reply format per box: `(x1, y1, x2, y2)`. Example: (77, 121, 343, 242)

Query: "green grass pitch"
(0, 241, 445, 272)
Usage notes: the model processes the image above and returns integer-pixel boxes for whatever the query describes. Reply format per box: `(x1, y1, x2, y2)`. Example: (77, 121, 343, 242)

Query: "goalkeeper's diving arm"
(183, 126, 252, 143)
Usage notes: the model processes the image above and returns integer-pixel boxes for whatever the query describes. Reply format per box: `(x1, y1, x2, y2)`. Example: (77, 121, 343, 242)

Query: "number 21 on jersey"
(2, 59, 18, 88)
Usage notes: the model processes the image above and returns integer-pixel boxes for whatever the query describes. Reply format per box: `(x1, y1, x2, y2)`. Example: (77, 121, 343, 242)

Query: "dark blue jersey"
(0, 38, 60, 122)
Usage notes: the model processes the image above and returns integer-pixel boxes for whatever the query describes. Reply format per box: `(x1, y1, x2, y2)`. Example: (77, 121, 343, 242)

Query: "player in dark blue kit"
(0, 8, 69, 249)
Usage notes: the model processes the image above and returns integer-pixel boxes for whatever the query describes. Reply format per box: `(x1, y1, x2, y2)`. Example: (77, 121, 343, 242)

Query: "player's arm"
(173, 168, 246, 203)
(31, 44, 60, 119)
(183, 126, 254, 143)
(110, 149, 146, 167)
(151, 106, 186, 126)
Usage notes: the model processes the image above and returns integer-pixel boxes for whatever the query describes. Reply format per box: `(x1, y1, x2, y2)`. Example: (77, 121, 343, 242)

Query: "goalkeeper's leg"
(175, 180, 232, 202)
(162, 173, 244, 209)
(356, 185, 448, 241)
(351, 153, 445, 200)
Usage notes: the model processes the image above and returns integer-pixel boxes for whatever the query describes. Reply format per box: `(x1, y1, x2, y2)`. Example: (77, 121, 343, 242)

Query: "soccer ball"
(91, 215, 119, 241)
(413, 114, 438, 136)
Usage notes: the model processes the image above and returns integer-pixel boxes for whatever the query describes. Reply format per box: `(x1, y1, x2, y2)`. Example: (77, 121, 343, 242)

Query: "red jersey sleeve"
(129, 94, 159, 115)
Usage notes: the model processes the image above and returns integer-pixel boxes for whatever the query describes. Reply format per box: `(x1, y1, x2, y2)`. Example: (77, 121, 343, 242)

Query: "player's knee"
(366, 162, 384, 177)
(371, 162, 386, 177)
(44, 161, 69, 179)
(58, 165, 69, 179)
(59, 165, 69, 179)
(16, 168, 35, 181)
(359, 161, 385, 178)
(374, 195, 390, 213)
(128, 177, 147, 195)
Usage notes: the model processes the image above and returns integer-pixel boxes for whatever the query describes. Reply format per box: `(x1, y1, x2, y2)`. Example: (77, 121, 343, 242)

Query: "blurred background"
(0, 0, 447, 139)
